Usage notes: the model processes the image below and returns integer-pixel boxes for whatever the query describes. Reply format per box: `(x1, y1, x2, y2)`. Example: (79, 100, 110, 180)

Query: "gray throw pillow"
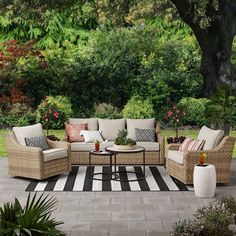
(135, 128, 156, 142)
(25, 136, 49, 150)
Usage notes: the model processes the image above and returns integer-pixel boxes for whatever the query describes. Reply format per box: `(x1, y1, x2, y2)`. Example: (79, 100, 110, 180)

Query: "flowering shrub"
(36, 96, 73, 131)
(166, 103, 186, 138)
(171, 197, 236, 236)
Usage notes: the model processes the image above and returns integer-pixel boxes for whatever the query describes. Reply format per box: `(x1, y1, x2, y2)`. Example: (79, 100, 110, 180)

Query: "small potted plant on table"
(114, 129, 136, 150)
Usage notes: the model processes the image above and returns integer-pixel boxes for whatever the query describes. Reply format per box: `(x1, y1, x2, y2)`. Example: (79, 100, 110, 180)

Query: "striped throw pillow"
(179, 137, 205, 151)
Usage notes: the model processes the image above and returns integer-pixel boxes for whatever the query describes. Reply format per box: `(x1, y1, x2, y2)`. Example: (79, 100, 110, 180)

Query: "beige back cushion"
(197, 125, 224, 150)
(98, 118, 126, 140)
(69, 118, 98, 131)
(13, 123, 44, 146)
(126, 118, 156, 140)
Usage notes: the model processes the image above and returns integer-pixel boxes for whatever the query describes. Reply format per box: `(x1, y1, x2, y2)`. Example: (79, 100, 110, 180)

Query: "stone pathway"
(0, 158, 236, 236)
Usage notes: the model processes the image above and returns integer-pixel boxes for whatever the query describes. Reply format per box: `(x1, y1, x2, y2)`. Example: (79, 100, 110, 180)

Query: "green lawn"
(1, 129, 236, 157)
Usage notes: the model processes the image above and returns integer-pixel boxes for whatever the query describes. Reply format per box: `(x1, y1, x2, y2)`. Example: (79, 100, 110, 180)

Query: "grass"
(1, 129, 236, 157)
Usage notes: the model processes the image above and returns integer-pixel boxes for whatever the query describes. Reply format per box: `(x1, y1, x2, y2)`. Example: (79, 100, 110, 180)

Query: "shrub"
(0, 112, 36, 128)
(94, 103, 122, 119)
(36, 96, 73, 129)
(122, 95, 154, 119)
(171, 196, 236, 236)
(178, 97, 209, 127)
(0, 193, 64, 235)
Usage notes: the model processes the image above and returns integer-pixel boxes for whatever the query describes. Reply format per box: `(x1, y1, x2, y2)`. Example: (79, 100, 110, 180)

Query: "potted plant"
(165, 103, 187, 144)
(114, 129, 136, 150)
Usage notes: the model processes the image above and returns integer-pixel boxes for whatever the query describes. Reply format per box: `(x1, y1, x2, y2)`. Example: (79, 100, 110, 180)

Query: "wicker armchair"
(166, 136, 235, 185)
(5, 133, 71, 180)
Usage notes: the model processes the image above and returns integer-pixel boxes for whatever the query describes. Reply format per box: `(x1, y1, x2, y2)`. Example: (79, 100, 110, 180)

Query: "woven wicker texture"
(166, 136, 235, 184)
(5, 133, 71, 180)
(70, 132, 165, 165)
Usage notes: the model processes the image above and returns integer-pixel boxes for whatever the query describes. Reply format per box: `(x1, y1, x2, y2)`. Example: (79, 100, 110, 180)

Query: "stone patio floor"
(0, 158, 236, 236)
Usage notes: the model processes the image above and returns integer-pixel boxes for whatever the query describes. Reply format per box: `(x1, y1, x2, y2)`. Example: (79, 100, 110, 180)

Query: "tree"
(170, 0, 236, 96)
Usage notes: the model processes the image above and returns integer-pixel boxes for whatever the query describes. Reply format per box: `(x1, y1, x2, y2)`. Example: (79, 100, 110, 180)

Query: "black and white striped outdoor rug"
(26, 166, 193, 192)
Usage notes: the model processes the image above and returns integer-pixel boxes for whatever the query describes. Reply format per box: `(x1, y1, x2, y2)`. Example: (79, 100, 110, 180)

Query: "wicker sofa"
(5, 124, 71, 180)
(166, 126, 235, 184)
(67, 118, 165, 165)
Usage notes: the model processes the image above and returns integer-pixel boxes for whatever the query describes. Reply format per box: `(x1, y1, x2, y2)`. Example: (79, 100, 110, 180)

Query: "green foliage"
(36, 96, 72, 129)
(206, 87, 236, 127)
(178, 97, 209, 127)
(114, 129, 136, 146)
(122, 96, 154, 119)
(0, 193, 64, 235)
(94, 103, 122, 119)
(172, 196, 236, 236)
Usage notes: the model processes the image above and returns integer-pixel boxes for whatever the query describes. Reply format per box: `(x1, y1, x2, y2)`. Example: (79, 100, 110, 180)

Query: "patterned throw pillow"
(65, 123, 87, 142)
(135, 128, 156, 142)
(25, 136, 49, 150)
(179, 137, 205, 151)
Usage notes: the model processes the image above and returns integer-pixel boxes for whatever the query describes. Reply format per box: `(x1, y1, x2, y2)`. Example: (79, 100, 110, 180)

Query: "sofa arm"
(168, 144, 181, 151)
(47, 140, 70, 149)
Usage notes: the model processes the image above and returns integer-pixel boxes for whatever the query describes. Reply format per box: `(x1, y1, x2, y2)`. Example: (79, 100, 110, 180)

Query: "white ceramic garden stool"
(193, 164, 216, 198)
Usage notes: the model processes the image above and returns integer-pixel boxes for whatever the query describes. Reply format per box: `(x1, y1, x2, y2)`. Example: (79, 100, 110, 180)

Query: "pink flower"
(45, 118, 48, 122)
(167, 111, 173, 117)
(54, 111, 59, 119)
(176, 119, 179, 123)
(48, 108, 52, 113)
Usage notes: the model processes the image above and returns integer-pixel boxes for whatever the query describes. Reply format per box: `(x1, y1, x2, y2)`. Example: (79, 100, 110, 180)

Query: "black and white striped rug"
(26, 166, 193, 192)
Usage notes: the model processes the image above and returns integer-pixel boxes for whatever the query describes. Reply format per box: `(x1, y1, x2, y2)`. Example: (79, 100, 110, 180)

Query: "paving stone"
(112, 212, 146, 221)
(111, 197, 142, 204)
(70, 231, 108, 236)
(80, 197, 110, 205)
(126, 204, 158, 212)
(91, 221, 127, 231)
(127, 220, 163, 231)
(142, 197, 172, 205)
(94, 204, 125, 212)
(145, 211, 180, 220)
(61, 221, 91, 231)
(157, 203, 190, 211)
(162, 220, 177, 231)
(77, 212, 111, 221)
(109, 230, 146, 236)
(147, 231, 171, 236)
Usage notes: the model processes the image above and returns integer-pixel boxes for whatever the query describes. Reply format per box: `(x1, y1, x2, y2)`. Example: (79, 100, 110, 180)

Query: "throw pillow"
(179, 137, 205, 151)
(25, 136, 49, 150)
(65, 123, 87, 142)
(135, 128, 156, 142)
(80, 130, 104, 143)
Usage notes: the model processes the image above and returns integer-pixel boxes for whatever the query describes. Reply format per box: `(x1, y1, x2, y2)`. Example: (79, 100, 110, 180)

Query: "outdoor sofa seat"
(5, 123, 71, 180)
(66, 118, 165, 165)
(166, 126, 236, 184)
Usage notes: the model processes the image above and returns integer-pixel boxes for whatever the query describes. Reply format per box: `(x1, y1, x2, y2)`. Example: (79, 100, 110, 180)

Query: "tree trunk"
(224, 122, 231, 135)
(170, 0, 236, 97)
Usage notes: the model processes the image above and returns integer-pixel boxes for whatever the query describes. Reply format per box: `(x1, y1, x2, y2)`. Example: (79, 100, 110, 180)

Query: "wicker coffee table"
(105, 145, 146, 181)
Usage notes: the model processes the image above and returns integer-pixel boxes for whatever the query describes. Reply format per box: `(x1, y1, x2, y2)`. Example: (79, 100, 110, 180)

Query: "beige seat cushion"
(71, 141, 114, 152)
(126, 118, 155, 140)
(197, 126, 224, 150)
(167, 150, 184, 164)
(99, 118, 126, 140)
(43, 148, 68, 162)
(71, 141, 159, 152)
(69, 118, 98, 131)
(13, 123, 44, 146)
(136, 142, 159, 151)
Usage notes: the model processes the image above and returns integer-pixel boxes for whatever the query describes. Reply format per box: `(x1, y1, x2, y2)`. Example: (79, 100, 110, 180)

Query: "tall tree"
(170, 0, 236, 96)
